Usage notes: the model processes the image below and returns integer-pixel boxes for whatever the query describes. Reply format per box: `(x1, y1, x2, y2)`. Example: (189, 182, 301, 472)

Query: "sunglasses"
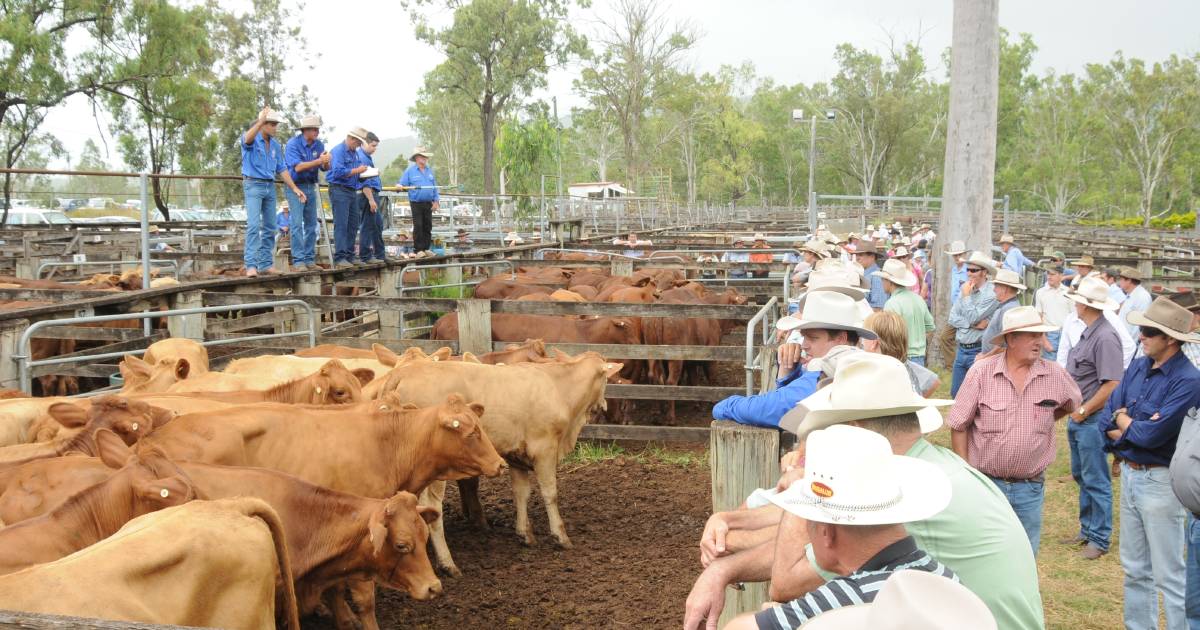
(1139, 326, 1165, 339)
(966, 267, 984, 273)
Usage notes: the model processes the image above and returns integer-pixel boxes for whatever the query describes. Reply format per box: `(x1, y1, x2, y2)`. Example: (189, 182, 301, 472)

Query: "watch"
(1075, 405, 1087, 419)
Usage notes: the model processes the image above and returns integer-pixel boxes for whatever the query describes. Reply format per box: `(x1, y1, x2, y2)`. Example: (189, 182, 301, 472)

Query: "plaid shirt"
(947, 353, 1082, 479)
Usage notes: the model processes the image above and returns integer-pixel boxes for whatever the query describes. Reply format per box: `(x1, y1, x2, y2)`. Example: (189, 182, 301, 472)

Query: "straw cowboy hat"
(801, 240, 832, 258)
(999, 234, 1016, 245)
(1066, 276, 1120, 311)
(298, 114, 322, 130)
(781, 352, 952, 436)
(1118, 266, 1142, 281)
(409, 146, 433, 160)
(764, 424, 951, 525)
(965, 251, 996, 275)
(891, 245, 911, 259)
(866, 224, 876, 231)
(346, 126, 368, 143)
(988, 305, 1059, 347)
(801, 266, 870, 300)
(1127, 296, 1200, 343)
(944, 240, 967, 256)
(504, 231, 525, 245)
(1071, 254, 1096, 267)
(774, 291, 878, 341)
(804, 570, 997, 630)
(920, 223, 931, 230)
(872, 258, 917, 288)
(854, 240, 879, 255)
(993, 268, 1027, 291)
(262, 110, 284, 124)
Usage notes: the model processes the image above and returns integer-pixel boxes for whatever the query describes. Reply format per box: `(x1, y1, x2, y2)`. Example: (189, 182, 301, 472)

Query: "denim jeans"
(908, 355, 926, 367)
(1042, 330, 1062, 360)
(243, 179, 277, 270)
(1067, 413, 1113, 550)
(950, 343, 981, 397)
(357, 192, 385, 262)
(329, 185, 360, 264)
(1120, 463, 1188, 630)
(987, 476, 1045, 555)
(1187, 513, 1200, 629)
(282, 182, 318, 266)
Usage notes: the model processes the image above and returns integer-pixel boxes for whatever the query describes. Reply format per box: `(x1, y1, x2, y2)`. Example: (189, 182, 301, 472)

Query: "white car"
(4, 208, 73, 225)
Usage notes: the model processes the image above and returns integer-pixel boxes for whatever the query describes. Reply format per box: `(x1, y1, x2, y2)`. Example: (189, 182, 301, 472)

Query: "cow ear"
(373, 343, 399, 367)
(462, 352, 481, 363)
(602, 362, 625, 378)
(468, 402, 485, 418)
(552, 348, 571, 361)
(368, 512, 388, 557)
(444, 393, 466, 405)
(174, 358, 190, 380)
(48, 402, 88, 428)
(96, 428, 133, 469)
(134, 475, 192, 506)
(634, 276, 652, 287)
(674, 279, 690, 288)
(531, 339, 546, 355)
(351, 368, 375, 387)
(417, 506, 440, 526)
(122, 356, 151, 378)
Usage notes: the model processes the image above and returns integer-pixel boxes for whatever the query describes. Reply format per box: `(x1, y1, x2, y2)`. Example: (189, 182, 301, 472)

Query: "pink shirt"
(947, 353, 1082, 479)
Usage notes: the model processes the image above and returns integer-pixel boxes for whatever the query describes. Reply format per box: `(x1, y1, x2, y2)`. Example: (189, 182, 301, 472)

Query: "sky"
(42, 0, 1200, 169)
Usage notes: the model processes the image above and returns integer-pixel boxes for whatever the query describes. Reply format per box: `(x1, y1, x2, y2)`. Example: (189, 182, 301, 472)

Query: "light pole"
(792, 108, 836, 233)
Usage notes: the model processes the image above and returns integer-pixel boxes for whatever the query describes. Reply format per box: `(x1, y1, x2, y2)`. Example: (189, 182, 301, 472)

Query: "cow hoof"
(439, 564, 463, 578)
(471, 517, 491, 530)
(554, 537, 573, 550)
(519, 532, 536, 546)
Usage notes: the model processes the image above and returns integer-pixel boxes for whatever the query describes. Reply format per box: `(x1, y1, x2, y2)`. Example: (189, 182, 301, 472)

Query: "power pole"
(807, 114, 818, 233)
(553, 96, 563, 198)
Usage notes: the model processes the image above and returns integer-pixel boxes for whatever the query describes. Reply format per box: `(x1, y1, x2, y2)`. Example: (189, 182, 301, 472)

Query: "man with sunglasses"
(947, 253, 999, 396)
(1101, 296, 1200, 630)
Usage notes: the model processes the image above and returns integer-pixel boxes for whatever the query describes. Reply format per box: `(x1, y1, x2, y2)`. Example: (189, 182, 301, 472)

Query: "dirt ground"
(305, 457, 710, 629)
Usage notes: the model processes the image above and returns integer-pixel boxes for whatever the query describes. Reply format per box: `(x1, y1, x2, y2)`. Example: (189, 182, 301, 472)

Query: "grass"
(564, 441, 709, 469)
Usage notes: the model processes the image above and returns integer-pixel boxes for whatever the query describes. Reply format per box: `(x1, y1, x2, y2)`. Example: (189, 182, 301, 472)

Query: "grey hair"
(851, 412, 921, 438)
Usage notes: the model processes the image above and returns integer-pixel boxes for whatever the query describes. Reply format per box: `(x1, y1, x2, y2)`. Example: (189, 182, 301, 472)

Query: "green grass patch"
(563, 441, 709, 469)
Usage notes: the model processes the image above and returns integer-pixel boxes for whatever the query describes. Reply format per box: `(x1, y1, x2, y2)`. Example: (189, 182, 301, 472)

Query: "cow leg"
(346, 579, 380, 630)
(511, 467, 537, 546)
(456, 477, 489, 529)
(323, 584, 359, 630)
(419, 482, 462, 577)
(665, 360, 684, 425)
(533, 454, 572, 549)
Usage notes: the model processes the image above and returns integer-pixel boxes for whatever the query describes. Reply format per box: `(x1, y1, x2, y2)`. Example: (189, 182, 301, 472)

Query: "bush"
(1080, 212, 1196, 229)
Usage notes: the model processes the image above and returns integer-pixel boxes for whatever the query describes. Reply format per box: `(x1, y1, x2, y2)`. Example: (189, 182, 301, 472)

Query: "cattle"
(0, 396, 164, 465)
(31, 338, 77, 396)
(0, 497, 301, 630)
(294, 343, 379, 359)
(514, 292, 553, 301)
(451, 339, 549, 366)
(174, 360, 371, 405)
(549, 289, 588, 302)
(0, 389, 27, 400)
(0, 397, 74, 447)
(142, 337, 210, 374)
(118, 354, 196, 394)
(222, 354, 388, 381)
(165, 370, 291, 393)
(432, 313, 640, 347)
(0, 429, 195, 569)
(377, 352, 621, 574)
(24, 394, 232, 445)
(607, 283, 659, 303)
(567, 284, 600, 300)
(472, 278, 554, 299)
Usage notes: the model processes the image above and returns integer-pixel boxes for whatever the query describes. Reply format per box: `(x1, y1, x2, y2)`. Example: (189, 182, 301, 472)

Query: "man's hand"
(780, 448, 804, 473)
(776, 467, 804, 492)
(368, 198, 378, 212)
(257, 106, 271, 121)
(683, 563, 730, 630)
(699, 513, 731, 568)
(973, 318, 989, 330)
(294, 189, 307, 204)
(777, 343, 803, 373)
(432, 200, 440, 211)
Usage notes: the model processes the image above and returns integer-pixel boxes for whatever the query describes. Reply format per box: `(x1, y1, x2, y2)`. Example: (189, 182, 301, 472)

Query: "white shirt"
(1117, 284, 1153, 339)
(1035, 283, 1073, 327)
(1056, 309, 1135, 369)
(1107, 283, 1127, 306)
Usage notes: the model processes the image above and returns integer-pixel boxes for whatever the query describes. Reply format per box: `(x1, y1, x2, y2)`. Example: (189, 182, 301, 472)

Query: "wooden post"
(377, 267, 402, 339)
(0, 318, 28, 390)
(166, 290, 205, 341)
(457, 299, 492, 356)
(611, 259, 634, 277)
(710, 420, 780, 626)
(1137, 248, 1154, 281)
(294, 275, 323, 337)
(15, 258, 38, 280)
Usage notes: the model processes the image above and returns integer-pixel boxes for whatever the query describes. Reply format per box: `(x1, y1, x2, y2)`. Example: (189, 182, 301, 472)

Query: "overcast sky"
(44, 0, 1200, 168)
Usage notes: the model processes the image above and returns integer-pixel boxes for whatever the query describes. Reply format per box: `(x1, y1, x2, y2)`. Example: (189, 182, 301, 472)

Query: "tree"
(494, 116, 557, 223)
(409, 69, 482, 190)
(405, 0, 584, 195)
(1005, 74, 1093, 217)
(696, 67, 764, 204)
(568, 104, 622, 182)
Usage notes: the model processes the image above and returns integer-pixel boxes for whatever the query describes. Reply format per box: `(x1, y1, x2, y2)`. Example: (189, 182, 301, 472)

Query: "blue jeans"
(987, 476, 1045, 555)
(357, 192, 385, 262)
(329, 185, 360, 264)
(1042, 330, 1061, 360)
(1187, 513, 1200, 629)
(1120, 463, 1188, 630)
(283, 182, 318, 266)
(908, 355, 926, 367)
(1067, 413, 1112, 550)
(243, 179, 277, 270)
(950, 343, 981, 397)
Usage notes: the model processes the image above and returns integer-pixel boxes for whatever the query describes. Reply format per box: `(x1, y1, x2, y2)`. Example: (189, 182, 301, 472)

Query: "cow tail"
(237, 497, 302, 630)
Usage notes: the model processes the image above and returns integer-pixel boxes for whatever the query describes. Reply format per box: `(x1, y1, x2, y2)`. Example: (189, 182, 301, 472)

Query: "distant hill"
(376, 136, 418, 170)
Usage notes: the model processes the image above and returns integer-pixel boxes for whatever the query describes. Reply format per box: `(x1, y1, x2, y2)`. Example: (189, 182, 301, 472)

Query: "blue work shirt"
(711, 366, 821, 429)
(864, 263, 887, 309)
(951, 262, 968, 304)
(1101, 350, 1200, 467)
(1002, 246, 1035, 276)
(356, 148, 382, 191)
(400, 163, 439, 202)
(284, 134, 326, 185)
(327, 141, 361, 188)
(240, 130, 286, 180)
(982, 297, 1021, 350)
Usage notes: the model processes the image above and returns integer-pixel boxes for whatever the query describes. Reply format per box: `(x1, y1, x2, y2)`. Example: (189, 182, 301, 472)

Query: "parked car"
(4, 208, 74, 225)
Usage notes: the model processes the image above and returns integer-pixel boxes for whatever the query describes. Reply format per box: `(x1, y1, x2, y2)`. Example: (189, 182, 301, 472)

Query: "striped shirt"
(755, 537, 956, 630)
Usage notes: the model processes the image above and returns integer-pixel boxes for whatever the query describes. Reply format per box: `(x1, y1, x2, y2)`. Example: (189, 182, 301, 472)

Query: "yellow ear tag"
(452, 420, 460, 428)
(160, 488, 170, 498)
(131, 422, 139, 431)
(315, 387, 322, 395)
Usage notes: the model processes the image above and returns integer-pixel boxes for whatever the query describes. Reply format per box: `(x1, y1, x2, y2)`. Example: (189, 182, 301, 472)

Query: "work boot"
(1080, 543, 1106, 560)
(245, 267, 258, 278)
(1059, 534, 1086, 546)
(292, 263, 308, 272)
(334, 261, 353, 270)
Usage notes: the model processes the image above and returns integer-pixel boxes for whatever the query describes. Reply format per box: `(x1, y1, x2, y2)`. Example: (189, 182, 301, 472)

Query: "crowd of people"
(700, 221, 1200, 629)
(238, 107, 441, 275)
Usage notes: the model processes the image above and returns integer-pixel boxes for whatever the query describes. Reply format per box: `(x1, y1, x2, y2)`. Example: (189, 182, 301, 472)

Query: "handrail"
(744, 297, 779, 396)
(13, 299, 317, 393)
(37, 259, 180, 279)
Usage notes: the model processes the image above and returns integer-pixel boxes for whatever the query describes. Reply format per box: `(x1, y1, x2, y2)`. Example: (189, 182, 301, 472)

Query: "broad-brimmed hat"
(892, 245, 910, 258)
(944, 240, 967, 256)
(999, 234, 1015, 245)
(847, 232, 860, 240)
(920, 223, 931, 230)
(298, 114, 322, 130)
(1071, 254, 1095, 267)
(1118, 266, 1142, 281)
(455, 228, 469, 236)
(800, 240, 832, 258)
(347, 127, 368, 143)
(965, 251, 996, 276)
(774, 291, 877, 341)
(993, 268, 1026, 291)
(262, 110, 284, 124)
(504, 231, 524, 245)
(872, 258, 917, 288)
(752, 232, 767, 242)
(799, 265, 869, 300)
(988, 305, 1059, 347)
(1066, 276, 1120, 311)
(1169, 291, 1199, 312)
(866, 224, 876, 231)
(803, 570, 997, 630)
(1127, 296, 1200, 343)
(765, 424, 951, 525)
(854, 240, 879, 256)
(731, 236, 747, 245)
(410, 146, 433, 160)
(892, 221, 902, 229)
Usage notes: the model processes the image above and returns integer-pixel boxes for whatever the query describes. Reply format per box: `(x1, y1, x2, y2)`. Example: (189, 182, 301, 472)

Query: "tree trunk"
(935, 0, 999, 369)
(151, 175, 171, 221)
(481, 105, 497, 195)
(1, 172, 11, 226)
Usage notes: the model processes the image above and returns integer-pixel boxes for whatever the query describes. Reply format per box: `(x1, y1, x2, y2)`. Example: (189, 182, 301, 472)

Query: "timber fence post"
(457, 299, 492, 356)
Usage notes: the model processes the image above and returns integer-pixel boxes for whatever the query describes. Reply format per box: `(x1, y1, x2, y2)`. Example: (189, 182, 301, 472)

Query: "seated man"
(723, 423, 956, 629)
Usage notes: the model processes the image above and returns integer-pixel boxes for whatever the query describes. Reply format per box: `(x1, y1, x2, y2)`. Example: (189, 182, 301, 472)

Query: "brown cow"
(472, 278, 554, 299)
(295, 343, 379, 359)
(514, 292, 553, 301)
(567, 284, 600, 300)
(607, 283, 659, 303)
(142, 337, 210, 374)
(166, 360, 373, 405)
(432, 313, 640, 346)
(0, 396, 165, 465)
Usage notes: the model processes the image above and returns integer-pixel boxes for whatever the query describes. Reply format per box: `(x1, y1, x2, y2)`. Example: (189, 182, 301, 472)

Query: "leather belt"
(1121, 459, 1165, 471)
(991, 473, 1045, 484)
(243, 176, 274, 183)
(960, 342, 982, 349)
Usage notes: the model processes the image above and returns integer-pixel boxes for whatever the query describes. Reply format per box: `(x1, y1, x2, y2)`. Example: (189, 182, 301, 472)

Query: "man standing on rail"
(399, 147, 439, 258)
(240, 106, 308, 277)
(327, 126, 369, 270)
(999, 234, 1035, 276)
(283, 114, 329, 271)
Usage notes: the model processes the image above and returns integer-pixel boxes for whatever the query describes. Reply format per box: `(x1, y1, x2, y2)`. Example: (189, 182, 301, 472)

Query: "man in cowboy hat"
(723, 237, 751, 279)
(282, 113, 330, 271)
(749, 233, 773, 279)
(1034, 266, 1073, 358)
(875, 258, 934, 366)
(999, 233, 1034, 276)
(239, 106, 310, 277)
(1101, 296, 1200, 630)
(1068, 254, 1096, 288)
(722, 424, 957, 630)
(1117, 266, 1153, 340)
(976, 267, 1028, 362)
(399, 146, 440, 257)
(800, 570, 996, 630)
(327, 126, 370, 269)
(687, 354, 1044, 630)
(947, 252, 999, 395)
(948, 306, 1082, 554)
(452, 228, 474, 254)
(852, 240, 887, 311)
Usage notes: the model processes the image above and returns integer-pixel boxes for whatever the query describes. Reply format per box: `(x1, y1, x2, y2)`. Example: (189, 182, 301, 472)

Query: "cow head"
(366, 491, 442, 600)
(49, 396, 165, 455)
(94, 428, 196, 511)
(297, 360, 372, 404)
(120, 355, 192, 394)
(413, 394, 504, 480)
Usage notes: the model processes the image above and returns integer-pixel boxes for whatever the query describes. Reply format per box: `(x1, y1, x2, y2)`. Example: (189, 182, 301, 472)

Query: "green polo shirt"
(806, 439, 1045, 629)
(884, 287, 935, 358)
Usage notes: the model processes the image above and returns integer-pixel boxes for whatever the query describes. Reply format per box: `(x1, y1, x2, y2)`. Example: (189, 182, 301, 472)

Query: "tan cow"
(223, 354, 391, 381)
(142, 337, 210, 373)
(295, 343, 379, 359)
(0, 397, 75, 447)
(0, 396, 167, 466)
(0, 497, 301, 630)
(24, 394, 233, 444)
(164, 370, 290, 392)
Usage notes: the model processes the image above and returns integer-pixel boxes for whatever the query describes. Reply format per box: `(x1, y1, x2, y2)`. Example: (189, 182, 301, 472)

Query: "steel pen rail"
(744, 296, 779, 396)
(37, 259, 180, 279)
(396, 260, 516, 337)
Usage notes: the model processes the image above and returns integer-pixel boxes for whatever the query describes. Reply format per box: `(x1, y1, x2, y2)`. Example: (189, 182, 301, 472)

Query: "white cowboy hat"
(765, 424, 951, 525)
(298, 114, 322, 129)
(802, 265, 869, 299)
(965, 251, 996, 276)
(504, 231, 525, 245)
(781, 353, 951, 437)
(346, 126, 369, 143)
(803, 570, 997, 630)
(800, 239, 832, 258)
(410, 146, 433, 160)
(752, 232, 767, 241)
(892, 245, 910, 258)
(892, 221, 902, 229)
(987, 305, 1059, 347)
(993, 268, 1027, 291)
(263, 110, 284, 124)
(1127, 296, 1200, 343)
(944, 240, 967, 256)
(866, 224, 876, 231)
(872, 258, 917, 288)
(1065, 276, 1119, 311)
(775, 291, 877, 340)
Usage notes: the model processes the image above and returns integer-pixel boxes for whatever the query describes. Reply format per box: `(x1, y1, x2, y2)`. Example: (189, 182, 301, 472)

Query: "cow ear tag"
(160, 488, 170, 498)
(131, 422, 139, 431)
(452, 420, 460, 428)
(315, 387, 323, 395)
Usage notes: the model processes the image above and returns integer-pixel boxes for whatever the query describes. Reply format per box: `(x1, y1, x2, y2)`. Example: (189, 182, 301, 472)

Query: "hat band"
(796, 488, 904, 522)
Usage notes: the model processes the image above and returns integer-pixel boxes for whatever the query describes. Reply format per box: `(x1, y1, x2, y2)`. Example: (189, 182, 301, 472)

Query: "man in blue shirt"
(399, 146, 439, 257)
(327, 127, 369, 269)
(999, 234, 1035, 276)
(944, 240, 969, 304)
(356, 132, 386, 264)
(240, 107, 308, 277)
(1101, 296, 1200, 630)
(947, 252, 999, 395)
(282, 114, 329, 271)
(853, 240, 887, 310)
